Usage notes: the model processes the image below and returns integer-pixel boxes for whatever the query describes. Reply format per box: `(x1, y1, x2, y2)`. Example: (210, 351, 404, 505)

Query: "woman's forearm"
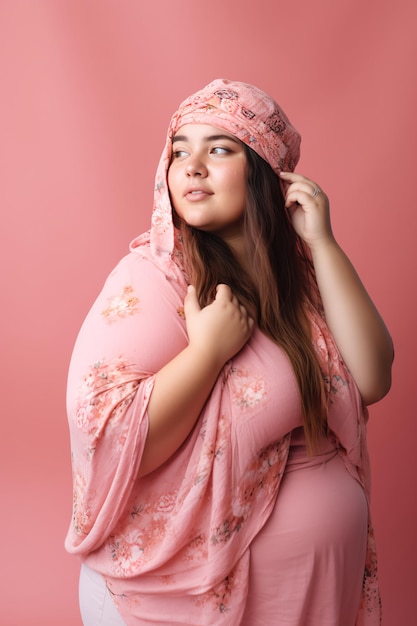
(139, 284, 254, 476)
(139, 343, 224, 477)
(311, 238, 394, 405)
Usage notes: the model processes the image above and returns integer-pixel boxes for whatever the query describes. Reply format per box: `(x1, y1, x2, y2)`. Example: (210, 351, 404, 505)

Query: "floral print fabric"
(66, 252, 380, 625)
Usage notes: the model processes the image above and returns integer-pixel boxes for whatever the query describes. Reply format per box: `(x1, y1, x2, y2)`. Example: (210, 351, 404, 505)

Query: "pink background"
(1, 1, 416, 624)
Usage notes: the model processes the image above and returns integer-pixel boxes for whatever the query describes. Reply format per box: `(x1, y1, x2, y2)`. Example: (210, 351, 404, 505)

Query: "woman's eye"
(172, 149, 188, 158)
(211, 146, 230, 155)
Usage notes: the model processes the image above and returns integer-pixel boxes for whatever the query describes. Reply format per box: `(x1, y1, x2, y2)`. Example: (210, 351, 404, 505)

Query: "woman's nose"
(186, 156, 207, 177)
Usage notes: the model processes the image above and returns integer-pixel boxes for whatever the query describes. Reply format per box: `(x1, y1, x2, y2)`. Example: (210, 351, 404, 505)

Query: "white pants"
(79, 564, 127, 626)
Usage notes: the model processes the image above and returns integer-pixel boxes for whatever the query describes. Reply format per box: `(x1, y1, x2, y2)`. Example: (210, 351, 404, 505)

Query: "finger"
(286, 181, 320, 197)
(285, 190, 317, 208)
(239, 304, 249, 318)
(311, 184, 321, 198)
(280, 171, 315, 186)
(184, 285, 201, 316)
(215, 284, 233, 300)
(294, 181, 321, 198)
(280, 172, 321, 196)
(232, 294, 240, 308)
(245, 310, 255, 333)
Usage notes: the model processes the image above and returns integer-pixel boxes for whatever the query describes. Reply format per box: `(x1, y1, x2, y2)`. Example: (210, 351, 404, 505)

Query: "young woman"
(66, 79, 393, 625)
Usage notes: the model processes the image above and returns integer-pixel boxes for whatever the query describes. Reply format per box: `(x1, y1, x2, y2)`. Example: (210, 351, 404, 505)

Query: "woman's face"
(167, 124, 247, 244)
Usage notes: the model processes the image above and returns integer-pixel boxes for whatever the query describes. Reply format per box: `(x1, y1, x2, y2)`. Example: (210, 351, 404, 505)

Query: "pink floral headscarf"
(133, 79, 301, 278)
(168, 78, 301, 175)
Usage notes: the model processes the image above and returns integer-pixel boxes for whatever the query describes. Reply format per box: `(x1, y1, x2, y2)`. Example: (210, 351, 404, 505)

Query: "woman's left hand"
(280, 172, 393, 405)
(279, 171, 333, 250)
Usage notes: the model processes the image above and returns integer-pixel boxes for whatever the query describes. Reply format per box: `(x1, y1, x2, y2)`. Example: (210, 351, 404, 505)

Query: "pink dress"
(65, 244, 380, 625)
(242, 427, 368, 625)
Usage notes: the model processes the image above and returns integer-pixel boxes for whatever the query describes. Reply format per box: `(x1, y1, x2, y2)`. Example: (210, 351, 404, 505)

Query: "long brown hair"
(174, 145, 327, 452)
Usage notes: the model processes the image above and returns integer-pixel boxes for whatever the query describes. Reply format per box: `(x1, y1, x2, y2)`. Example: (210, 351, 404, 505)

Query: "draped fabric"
(65, 79, 381, 624)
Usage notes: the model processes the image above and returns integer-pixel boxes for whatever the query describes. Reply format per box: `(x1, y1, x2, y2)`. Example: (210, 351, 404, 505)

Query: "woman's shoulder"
(106, 250, 172, 296)
(103, 240, 186, 309)
(106, 231, 164, 282)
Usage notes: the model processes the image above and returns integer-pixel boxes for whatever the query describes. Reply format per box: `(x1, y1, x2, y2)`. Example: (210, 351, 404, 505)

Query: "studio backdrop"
(1, 1, 415, 624)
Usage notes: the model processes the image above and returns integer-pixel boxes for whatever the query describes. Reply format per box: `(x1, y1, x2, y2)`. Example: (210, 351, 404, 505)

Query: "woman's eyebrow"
(172, 134, 241, 144)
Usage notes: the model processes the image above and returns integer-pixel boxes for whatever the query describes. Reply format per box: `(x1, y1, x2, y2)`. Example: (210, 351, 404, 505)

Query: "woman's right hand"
(184, 284, 254, 367)
(140, 284, 253, 476)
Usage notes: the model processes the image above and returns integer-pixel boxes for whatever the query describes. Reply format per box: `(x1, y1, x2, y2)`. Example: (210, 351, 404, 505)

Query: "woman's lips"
(184, 189, 213, 201)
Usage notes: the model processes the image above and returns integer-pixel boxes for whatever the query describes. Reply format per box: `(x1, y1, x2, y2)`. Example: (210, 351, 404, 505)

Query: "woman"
(65, 79, 393, 625)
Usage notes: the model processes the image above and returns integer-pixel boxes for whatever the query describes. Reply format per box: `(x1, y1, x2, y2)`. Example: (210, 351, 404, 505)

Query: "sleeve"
(65, 253, 188, 555)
